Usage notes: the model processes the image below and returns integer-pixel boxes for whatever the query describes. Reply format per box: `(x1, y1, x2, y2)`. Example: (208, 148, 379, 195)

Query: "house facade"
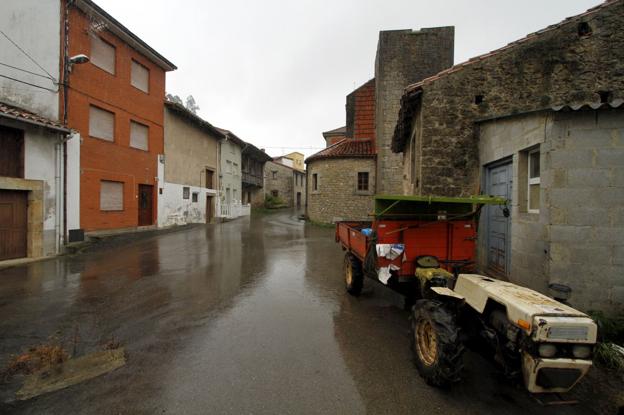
(391, 0, 624, 313)
(158, 101, 222, 227)
(64, 0, 176, 235)
(241, 143, 271, 208)
(217, 129, 245, 218)
(265, 160, 306, 208)
(0, 1, 73, 260)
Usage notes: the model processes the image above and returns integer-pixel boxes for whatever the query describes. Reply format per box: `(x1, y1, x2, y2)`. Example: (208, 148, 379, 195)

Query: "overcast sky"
(96, 0, 599, 159)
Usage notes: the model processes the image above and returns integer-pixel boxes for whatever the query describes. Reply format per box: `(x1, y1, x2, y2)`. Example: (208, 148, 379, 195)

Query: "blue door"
(485, 162, 512, 277)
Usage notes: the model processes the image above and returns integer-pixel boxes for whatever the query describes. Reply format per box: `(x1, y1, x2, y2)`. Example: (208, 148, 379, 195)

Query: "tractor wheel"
(410, 299, 464, 387)
(344, 253, 363, 296)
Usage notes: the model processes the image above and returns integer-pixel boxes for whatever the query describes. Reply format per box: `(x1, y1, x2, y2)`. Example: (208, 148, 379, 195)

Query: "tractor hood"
(454, 274, 587, 333)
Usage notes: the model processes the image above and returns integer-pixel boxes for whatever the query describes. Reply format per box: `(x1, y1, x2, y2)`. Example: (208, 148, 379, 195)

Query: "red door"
(0, 190, 28, 260)
(138, 185, 153, 226)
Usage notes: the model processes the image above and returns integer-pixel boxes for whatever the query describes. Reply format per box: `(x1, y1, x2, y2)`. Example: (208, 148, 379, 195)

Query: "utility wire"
(0, 74, 57, 92)
(0, 61, 55, 80)
(0, 30, 56, 81)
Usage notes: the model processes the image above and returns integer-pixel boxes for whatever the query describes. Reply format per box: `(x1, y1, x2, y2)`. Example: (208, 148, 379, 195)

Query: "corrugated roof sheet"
(305, 138, 375, 163)
(0, 101, 70, 133)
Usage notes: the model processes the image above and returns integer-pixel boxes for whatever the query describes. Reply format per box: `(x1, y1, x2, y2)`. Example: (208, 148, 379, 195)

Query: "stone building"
(305, 140, 375, 223)
(241, 142, 271, 208)
(391, 0, 624, 314)
(375, 27, 454, 194)
(265, 159, 306, 208)
(158, 101, 222, 226)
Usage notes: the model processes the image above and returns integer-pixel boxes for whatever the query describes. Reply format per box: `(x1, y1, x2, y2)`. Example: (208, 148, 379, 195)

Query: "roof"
(76, 0, 176, 71)
(305, 138, 375, 163)
(322, 126, 346, 137)
(268, 159, 305, 173)
(214, 127, 246, 147)
(404, 0, 619, 95)
(0, 101, 71, 134)
(165, 100, 225, 138)
(241, 142, 272, 162)
(392, 0, 622, 152)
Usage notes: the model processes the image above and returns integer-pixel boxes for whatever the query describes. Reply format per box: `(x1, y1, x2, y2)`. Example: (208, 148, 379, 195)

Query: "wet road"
(0, 210, 594, 414)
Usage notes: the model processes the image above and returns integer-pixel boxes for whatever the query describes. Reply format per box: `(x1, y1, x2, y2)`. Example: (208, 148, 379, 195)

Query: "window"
(90, 35, 115, 74)
(192, 192, 198, 203)
(233, 163, 239, 176)
(89, 106, 114, 141)
(100, 180, 123, 211)
(312, 173, 318, 191)
(272, 171, 277, 179)
(233, 189, 237, 201)
(206, 170, 214, 189)
(528, 149, 540, 213)
(130, 121, 149, 151)
(226, 160, 232, 174)
(271, 190, 279, 197)
(183, 186, 190, 199)
(357, 172, 369, 191)
(131, 60, 149, 93)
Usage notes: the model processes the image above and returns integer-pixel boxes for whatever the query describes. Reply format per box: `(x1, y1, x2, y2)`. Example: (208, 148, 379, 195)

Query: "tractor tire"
(344, 253, 364, 296)
(410, 299, 464, 387)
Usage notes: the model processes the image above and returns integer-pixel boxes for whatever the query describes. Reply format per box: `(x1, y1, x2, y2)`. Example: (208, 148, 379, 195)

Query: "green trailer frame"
(373, 194, 507, 220)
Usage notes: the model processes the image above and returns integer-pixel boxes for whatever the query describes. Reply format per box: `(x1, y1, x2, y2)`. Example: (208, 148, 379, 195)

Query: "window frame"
(312, 173, 318, 192)
(99, 180, 124, 211)
(183, 186, 190, 200)
(527, 148, 541, 214)
(357, 171, 369, 192)
(90, 35, 116, 75)
(129, 120, 149, 151)
(130, 59, 150, 93)
(89, 105, 115, 142)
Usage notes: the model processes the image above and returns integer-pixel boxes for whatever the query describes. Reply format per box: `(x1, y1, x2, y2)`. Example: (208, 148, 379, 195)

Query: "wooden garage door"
(0, 190, 28, 260)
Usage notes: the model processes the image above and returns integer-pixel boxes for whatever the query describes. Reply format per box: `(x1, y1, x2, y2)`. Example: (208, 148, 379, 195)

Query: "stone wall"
(405, 1, 624, 197)
(293, 170, 306, 208)
(265, 161, 294, 207)
(307, 158, 375, 223)
(375, 27, 454, 195)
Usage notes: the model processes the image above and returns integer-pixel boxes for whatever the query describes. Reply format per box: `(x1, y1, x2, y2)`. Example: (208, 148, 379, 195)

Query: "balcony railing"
(242, 171, 263, 187)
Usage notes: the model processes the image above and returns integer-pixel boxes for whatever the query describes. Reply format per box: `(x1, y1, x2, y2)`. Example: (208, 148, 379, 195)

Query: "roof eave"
(76, 0, 177, 71)
(0, 112, 71, 134)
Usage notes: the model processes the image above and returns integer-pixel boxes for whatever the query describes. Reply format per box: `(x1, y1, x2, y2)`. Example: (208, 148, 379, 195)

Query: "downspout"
(61, 0, 72, 245)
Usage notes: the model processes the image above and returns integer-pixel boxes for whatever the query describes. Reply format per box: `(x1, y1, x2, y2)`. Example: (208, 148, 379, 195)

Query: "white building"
(0, 0, 79, 260)
(216, 129, 248, 219)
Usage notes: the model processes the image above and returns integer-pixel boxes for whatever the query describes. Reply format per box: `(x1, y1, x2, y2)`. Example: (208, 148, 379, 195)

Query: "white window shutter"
(89, 106, 114, 141)
(130, 121, 149, 150)
(91, 36, 115, 74)
(131, 60, 149, 92)
(100, 181, 123, 210)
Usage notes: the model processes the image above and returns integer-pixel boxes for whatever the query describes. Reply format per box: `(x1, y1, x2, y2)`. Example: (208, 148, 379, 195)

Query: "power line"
(0, 74, 58, 92)
(261, 146, 325, 150)
(0, 61, 55, 80)
(0, 30, 56, 81)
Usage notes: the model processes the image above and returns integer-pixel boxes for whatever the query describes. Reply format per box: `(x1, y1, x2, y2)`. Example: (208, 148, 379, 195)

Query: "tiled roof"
(0, 101, 70, 133)
(404, 0, 620, 94)
(305, 138, 375, 163)
(322, 126, 346, 136)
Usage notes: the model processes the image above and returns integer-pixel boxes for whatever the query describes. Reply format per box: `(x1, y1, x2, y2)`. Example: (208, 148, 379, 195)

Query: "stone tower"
(374, 27, 454, 195)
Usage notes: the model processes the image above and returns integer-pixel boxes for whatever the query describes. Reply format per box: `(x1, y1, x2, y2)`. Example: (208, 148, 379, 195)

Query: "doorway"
(0, 190, 28, 260)
(138, 184, 153, 226)
(296, 192, 301, 208)
(206, 195, 214, 223)
(485, 161, 512, 277)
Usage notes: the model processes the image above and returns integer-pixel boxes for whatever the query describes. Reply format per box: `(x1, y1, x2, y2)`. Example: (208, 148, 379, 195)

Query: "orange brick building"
(63, 1, 176, 232)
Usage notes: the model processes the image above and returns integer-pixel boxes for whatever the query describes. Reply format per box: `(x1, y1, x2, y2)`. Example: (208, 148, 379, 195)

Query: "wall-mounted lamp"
(67, 54, 90, 72)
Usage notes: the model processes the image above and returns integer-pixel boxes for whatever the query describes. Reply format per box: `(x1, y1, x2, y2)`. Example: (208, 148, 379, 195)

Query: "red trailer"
(336, 195, 505, 297)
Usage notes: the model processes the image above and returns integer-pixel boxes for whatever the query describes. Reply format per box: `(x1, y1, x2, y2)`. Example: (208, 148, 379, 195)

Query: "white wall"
(219, 139, 242, 213)
(0, 0, 60, 119)
(158, 181, 217, 227)
(20, 123, 60, 255)
(66, 132, 81, 233)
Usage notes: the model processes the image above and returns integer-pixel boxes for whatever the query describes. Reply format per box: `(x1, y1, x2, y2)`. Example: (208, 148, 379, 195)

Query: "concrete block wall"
(307, 158, 375, 223)
(375, 27, 454, 195)
(546, 108, 624, 313)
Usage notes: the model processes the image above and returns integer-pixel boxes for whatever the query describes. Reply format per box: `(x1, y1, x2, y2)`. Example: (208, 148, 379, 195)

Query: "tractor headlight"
(572, 345, 592, 359)
(538, 343, 557, 358)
